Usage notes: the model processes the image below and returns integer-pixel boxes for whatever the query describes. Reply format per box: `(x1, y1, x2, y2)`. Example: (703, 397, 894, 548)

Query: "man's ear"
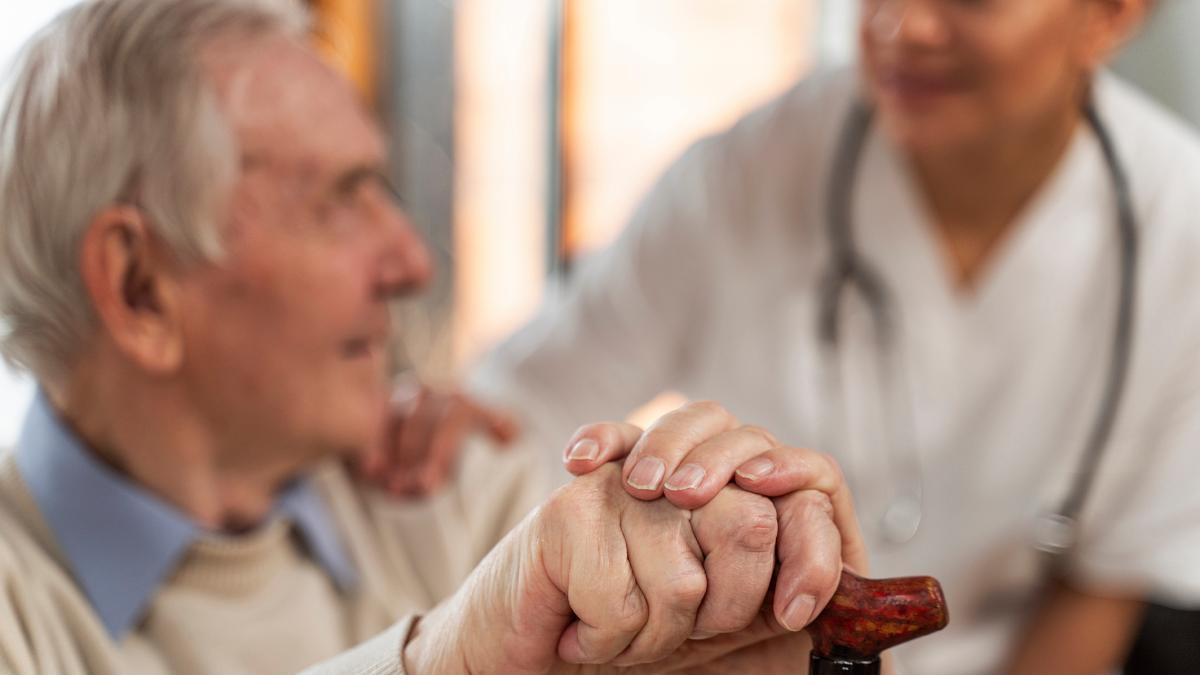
(79, 205, 185, 375)
(1079, 0, 1152, 69)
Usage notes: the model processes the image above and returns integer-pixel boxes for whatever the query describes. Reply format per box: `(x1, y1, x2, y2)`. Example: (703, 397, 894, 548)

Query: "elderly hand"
(359, 380, 519, 497)
(402, 402, 864, 674)
(564, 401, 869, 628)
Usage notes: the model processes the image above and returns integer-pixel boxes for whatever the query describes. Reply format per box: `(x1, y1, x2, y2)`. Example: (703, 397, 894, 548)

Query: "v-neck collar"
(851, 113, 1110, 331)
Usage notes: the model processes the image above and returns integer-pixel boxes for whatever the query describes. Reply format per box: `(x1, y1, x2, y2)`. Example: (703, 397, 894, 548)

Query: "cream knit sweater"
(0, 442, 546, 675)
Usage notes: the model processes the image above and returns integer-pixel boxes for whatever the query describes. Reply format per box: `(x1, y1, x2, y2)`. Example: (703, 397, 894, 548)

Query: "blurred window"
(560, 0, 814, 258)
(454, 0, 816, 365)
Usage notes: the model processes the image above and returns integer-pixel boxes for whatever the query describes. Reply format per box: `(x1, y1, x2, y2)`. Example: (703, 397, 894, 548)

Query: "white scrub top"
(471, 67, 1200, 675)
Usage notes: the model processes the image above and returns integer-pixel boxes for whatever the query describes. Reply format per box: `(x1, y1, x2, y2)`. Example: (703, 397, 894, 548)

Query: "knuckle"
(730, 495, 778, 552)
(792, 490, 834, 517)
(734, 512, 779, 553)
(662, 568, 708, 609)
(687, 400, 734, 424)
(613, 587, 649, 633)
(540, 488, 581, 527)
(545, 474, 611, 524)
(818, 452, 846, 483)
(739, 424, 779, 448)
(807, 555, 842, 590)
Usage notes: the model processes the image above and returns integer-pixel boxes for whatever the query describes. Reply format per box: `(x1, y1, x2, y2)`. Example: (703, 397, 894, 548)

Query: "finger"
(374, 407, 414, 495)
(553, 465, 650, 664)
(689, 486, 777, 639)
(473, 400, 521, 445)
(417, 394, 476, 492)
(772, 490, 843, 632)
(387, 388, 438, 494)
(621, 401, 740, 499)
(560, 598, 648, 666)
(610, 495, 708, 666)
(733, 448, 868, 573)
(447, 392, 522, 446)
(355, 414, 393, 481)
(659, 425, 780, 510)
(562, 421, 644, 475)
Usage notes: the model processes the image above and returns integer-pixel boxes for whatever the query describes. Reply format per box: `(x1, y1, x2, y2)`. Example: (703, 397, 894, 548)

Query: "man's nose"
(374, 202, 434, 299)
(868, 0, 953, 49)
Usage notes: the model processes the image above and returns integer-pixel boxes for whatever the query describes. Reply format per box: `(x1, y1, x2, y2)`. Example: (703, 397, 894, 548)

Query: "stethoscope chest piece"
(881, 494, 922, 545)
(1032, 512, 1077, 557)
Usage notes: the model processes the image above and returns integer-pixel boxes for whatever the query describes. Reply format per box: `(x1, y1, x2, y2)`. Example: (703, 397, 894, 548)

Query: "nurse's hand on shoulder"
(402, 403, 865, 674)
(564, 401, 869, 612)
(357, 379, 519, 497)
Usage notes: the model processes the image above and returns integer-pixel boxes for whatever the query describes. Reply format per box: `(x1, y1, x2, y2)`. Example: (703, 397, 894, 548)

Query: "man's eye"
(336, 171, 398, 206)
(336, 179, 368, 203)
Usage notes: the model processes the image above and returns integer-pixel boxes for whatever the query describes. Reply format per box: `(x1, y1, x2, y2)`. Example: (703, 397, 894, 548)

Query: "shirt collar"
(13, 391, 359, 640)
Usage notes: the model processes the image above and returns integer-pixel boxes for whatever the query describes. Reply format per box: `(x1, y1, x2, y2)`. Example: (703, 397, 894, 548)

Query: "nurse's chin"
(875, 111, 991, 157)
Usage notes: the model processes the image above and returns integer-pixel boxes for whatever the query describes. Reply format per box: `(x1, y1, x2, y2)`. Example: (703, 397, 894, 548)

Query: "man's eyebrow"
(331, 164, 393, 196)
(235, 154, 400, 205)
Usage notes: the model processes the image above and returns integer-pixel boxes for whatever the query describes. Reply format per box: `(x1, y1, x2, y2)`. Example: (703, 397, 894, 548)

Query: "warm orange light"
(563, 0, 814, 256)
(452, 0, 815, 371)
(453, 0, 551, 365)
(309, 0, 377, 103)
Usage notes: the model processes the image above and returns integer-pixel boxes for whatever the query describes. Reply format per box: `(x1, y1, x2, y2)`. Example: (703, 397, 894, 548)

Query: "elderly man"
(0, 1, 865, 674)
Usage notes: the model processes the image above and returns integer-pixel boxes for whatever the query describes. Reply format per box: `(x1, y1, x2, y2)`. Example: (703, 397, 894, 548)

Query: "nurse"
(466, 0, 1200, 673)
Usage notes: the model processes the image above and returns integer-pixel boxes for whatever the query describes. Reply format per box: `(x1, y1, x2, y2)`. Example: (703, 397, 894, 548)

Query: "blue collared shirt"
(13, 392, 359, 640)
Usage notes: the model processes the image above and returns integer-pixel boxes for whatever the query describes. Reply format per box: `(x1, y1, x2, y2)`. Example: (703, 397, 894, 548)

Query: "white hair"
(0, 0, 309, 384)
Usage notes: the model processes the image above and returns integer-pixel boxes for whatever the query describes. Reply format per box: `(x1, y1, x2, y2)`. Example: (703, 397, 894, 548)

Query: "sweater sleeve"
(297, 615, 417, 675)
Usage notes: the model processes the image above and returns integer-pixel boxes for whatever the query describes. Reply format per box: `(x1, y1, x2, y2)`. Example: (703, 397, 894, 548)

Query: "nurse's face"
(859, 0, 1142, 154)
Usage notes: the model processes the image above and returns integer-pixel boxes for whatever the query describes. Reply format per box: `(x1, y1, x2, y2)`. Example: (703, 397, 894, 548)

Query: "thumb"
(417, 516, 576, 675)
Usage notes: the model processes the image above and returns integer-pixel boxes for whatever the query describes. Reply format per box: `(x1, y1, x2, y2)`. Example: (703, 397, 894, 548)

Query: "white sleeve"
(1068, 329, 1200, 608)
(468, 136, 731, 457)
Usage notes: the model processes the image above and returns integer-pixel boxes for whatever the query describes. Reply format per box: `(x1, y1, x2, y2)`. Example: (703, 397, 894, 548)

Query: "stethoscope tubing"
(819, 97, 1139, 555)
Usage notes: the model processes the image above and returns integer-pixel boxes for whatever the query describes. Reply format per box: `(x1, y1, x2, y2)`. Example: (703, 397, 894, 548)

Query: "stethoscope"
(818, 98, 1139, 557)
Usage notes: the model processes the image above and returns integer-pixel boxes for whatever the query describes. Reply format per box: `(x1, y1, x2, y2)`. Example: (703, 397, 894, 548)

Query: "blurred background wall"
(0, 0, 1198, 446)
(1113, 0, 1200, 129)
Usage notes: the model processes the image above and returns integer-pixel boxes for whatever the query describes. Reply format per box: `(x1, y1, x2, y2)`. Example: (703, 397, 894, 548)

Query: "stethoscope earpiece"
(1032, 513, 1077, 557)
(882, 495, 923, 545)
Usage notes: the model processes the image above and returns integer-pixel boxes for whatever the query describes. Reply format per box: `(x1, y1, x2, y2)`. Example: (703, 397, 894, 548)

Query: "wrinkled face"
(178, 37, 431, 470)
(859, 0, 1106, 153)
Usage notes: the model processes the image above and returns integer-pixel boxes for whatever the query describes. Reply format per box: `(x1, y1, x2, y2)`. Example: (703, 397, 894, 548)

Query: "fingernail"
(627, 457, 666, 491)
(566, 439, 600, 462)
(736, 457, 776, 481)
(689, 630, 716, 640)
(781, 594, 816, 632)
(664, 463, 706, 491)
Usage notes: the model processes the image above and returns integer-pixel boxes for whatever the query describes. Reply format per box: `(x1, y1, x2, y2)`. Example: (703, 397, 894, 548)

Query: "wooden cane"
(806, 571, 949, 674)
